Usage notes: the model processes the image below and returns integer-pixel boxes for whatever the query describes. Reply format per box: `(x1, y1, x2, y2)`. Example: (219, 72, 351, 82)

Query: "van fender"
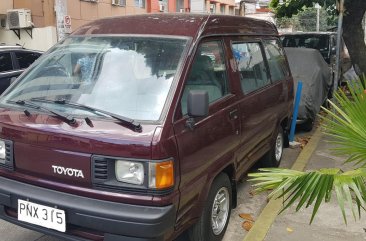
(194, 159, 237, 219)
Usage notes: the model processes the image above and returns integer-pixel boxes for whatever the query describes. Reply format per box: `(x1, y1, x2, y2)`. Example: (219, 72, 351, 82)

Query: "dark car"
(0, 14, 293, 241)
(0, 44, 42, 94)
(281, 32, 351, 86)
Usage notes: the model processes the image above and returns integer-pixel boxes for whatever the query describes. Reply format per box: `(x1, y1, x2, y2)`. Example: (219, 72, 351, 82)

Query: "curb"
(242, 126, 323, 241)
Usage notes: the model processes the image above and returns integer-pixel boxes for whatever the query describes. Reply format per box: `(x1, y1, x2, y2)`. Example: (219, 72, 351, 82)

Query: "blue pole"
(289, 81, 303, 142)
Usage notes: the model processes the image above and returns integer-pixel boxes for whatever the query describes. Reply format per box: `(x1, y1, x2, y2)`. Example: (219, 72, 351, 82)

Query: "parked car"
(0, 44, 42, 94)
(285, 47, 332, 131)
(281, 32, 351, 86)
(0, 14, 293, 241)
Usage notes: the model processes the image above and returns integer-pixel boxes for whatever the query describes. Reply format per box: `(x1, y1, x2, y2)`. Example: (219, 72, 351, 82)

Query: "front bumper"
(0, 176, 176, 241)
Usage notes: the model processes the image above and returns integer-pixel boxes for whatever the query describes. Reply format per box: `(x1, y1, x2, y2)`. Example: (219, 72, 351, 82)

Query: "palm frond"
(320, 77, 366, 166)
(248, 168, 366, 224)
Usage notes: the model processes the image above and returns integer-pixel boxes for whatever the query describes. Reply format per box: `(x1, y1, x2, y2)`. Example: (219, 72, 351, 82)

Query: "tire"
(261, 126, 284, 167)
(188, 173, 232, 241)
(302, 119, 314, 132)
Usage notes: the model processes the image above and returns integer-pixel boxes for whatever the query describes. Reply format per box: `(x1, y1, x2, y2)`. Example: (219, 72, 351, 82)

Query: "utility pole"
(54, 0, 68, 41)
(334, 0, 344, 95)
(315, 3, 321, 32)
(239, 0, 245, 16)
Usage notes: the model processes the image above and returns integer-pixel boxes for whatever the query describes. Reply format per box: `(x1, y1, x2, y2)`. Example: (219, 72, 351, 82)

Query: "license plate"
(18, 199, 66, 232)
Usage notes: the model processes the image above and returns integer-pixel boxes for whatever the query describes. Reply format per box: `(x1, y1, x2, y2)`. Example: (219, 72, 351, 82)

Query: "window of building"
(135, 0, 145, 8)
(210, 4, 216, 13)
(159, 0, 168, 12)
(176, 0, 184, 12)
(112, 0, 126, 6)
(232, 42, 270, 94)
(220, 5, 225, 14)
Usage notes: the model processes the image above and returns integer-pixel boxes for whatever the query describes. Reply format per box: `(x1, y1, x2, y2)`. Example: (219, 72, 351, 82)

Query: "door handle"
(229, 109, 238, 120)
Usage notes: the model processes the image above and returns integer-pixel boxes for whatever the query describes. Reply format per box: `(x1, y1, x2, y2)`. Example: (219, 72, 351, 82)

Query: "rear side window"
(0, 53, 13, 72)
(232, 42, 269, 94)
(181, 40, 229, 115)
(263, 39, 290, 82)
(15, 52, 41, 69)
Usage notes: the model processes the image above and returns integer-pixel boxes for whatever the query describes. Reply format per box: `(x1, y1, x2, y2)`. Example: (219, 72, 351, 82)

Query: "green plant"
(249, 76, 366, 224)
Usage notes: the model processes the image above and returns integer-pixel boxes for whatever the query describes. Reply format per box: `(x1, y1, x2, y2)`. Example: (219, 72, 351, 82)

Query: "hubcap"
(275, 132, 283, 162)
(211, 187, 230, 235)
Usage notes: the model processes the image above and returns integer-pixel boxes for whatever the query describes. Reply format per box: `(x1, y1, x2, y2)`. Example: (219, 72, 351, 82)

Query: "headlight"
(115, 160, 144, 185)
(149, 160, 174, 189)
(0, 140, 5, 163)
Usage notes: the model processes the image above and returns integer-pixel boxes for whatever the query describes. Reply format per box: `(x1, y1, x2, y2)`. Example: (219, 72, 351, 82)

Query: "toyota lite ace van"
(0, 14, 293, 241)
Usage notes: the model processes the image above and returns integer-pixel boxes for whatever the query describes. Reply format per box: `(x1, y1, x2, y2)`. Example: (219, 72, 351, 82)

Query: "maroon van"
(0, 14, 293, 241)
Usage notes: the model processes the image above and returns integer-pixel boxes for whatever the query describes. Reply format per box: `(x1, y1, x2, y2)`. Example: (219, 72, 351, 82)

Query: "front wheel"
(188, 173, 232, 241)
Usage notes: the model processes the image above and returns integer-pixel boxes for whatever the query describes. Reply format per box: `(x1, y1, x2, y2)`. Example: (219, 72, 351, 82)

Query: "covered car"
(284, 47, 332, 131)
(281, 32, 351, 86)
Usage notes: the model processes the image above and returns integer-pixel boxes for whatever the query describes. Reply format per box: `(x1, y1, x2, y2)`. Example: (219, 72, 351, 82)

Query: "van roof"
(72, 13, 278, 38)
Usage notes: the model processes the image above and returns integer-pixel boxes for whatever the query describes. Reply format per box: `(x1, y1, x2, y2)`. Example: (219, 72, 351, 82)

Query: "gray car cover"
(284, 47, 332, 122)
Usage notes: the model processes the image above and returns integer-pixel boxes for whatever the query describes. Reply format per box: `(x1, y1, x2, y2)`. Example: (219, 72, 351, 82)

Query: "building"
(147, 0, 190, 13)
(235, 0, 274, 23)
(0, 0, 147, 51)
(191, 0, 235, 15)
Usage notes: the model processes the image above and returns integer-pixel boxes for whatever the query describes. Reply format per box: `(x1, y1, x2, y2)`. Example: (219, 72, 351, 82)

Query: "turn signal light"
(149, 160, 174, 189)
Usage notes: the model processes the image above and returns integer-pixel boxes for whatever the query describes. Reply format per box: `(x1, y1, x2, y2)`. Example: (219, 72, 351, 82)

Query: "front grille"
(0, 140, 14, 171)
(92, 157, 108, 183)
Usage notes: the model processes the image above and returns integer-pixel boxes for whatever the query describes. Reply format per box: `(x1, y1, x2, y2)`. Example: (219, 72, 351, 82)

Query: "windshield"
(281, 35, 330, 52)
(2, 36, 188, 121)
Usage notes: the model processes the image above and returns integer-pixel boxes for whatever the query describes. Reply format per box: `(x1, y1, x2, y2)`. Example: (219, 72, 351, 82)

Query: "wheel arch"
(221, 164, 237, 208)
(280, 117, 290, 148)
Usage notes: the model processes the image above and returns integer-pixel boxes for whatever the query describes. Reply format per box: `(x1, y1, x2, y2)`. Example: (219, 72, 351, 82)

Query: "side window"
(15, 52, 41, 69)
(181, 40, 229, 116)
(232, 42, 269, 94)
(0, 53, 13, 72)
(263, 39, 290, 82)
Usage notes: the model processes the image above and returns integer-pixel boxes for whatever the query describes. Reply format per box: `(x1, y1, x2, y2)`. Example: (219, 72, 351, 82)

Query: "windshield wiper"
(9, 100, 76, 125)
(30, 98, 142, 132)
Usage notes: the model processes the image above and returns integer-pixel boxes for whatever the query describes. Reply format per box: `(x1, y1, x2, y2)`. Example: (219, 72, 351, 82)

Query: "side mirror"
(187, 90, 209, 117)
(10, 77, 17, 84)
(186, 90, 209, 130)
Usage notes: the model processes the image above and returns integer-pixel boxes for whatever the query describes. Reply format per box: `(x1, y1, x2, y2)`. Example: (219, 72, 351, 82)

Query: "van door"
(262, 38, 292, 122)
(173, 39, 241, 229)
(230, 39, 284, 176)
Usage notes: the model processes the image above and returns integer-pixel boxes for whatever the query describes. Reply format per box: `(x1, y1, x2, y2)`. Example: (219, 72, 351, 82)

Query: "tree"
(270, 0, 366, 75)
(276, 7, 334, 32)
(249, 77, 366, 223)
(296, 8, 331, 31)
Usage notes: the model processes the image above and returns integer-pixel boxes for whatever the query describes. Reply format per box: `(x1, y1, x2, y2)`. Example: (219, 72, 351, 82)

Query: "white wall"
(245, 13, 275, 24)
(0, 26, 57, 51)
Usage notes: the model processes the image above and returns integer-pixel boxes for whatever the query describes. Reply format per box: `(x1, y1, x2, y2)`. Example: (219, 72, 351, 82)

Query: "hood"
(0, 108, 158, 187)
